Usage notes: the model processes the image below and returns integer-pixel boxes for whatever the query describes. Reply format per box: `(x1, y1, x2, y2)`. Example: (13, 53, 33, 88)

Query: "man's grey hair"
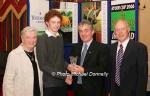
(115, 19, 130, 29)
(78, 20, 94, 30)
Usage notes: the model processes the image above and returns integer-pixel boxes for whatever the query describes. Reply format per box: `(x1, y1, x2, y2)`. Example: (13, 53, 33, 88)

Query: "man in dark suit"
(110, 19, 148, 96)
(67, 20, 110, 96)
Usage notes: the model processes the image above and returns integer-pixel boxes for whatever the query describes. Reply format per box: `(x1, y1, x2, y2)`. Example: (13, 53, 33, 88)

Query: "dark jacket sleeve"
(136, 43, 148, 96)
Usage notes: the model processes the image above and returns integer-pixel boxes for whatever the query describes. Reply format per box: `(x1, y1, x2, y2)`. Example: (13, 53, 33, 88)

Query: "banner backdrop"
(28, 0, 49, 32)
(0, 0, 27, 51)
(110, 0, 138, 44)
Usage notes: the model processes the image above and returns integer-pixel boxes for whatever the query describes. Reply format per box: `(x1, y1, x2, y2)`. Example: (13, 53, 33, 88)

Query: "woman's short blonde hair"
(21, 26, 37, 37)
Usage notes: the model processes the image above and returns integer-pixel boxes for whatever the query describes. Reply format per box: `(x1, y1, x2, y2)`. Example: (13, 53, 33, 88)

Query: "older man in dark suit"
(67, 20, 110, 96)
(110, 19, 148, 96)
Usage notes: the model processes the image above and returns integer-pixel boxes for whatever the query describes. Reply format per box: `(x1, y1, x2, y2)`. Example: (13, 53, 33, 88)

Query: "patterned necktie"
(115, 44, 123, 86)
(77, 44, 88, 84)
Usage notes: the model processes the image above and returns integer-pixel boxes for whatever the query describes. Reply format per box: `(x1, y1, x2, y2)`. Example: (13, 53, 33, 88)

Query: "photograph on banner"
(81, 1, 101, 42)
(60, 2, 78, 44)
(59, 9, 73, 44)
(110, 0, 137, 43)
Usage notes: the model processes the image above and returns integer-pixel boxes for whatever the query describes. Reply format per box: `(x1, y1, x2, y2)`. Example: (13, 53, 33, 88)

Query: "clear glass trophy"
(69, 56, 78, 65)
(69, 56, 78, 75)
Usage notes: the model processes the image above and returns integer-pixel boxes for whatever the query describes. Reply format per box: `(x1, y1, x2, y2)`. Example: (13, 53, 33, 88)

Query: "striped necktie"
(115, 44, 123, 86)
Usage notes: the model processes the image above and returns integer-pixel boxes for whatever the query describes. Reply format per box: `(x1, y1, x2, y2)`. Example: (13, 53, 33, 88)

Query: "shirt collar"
(83, 39, 93, 49)
(45, 30, 60, 37)
(118, 37, 130, 52)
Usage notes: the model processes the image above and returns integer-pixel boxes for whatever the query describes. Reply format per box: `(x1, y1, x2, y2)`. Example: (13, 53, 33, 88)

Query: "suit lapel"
(111, 42, 118, 80)
(83, 41, 95, 66)
(112, 43, 118, 66)
(121, 40, 133, 69)
(77, 43, 83, 66)
(18, 45, 33, 68)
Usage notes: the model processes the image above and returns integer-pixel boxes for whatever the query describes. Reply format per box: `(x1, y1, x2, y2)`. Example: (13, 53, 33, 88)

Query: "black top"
(25, 51, 41, 96)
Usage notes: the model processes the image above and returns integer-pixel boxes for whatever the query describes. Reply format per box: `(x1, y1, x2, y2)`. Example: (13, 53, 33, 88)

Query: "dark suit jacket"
(110, 40, 148, 96)
(70, 40, 110, 96)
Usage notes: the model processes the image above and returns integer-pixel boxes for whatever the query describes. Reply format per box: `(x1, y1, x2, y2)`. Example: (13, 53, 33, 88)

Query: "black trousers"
(74, 84, 105, 96)
(74, 85, 84, 96)
(146, 91, 150, 96)
(44, 87, 66, 96)
(112, 83, 120, 96)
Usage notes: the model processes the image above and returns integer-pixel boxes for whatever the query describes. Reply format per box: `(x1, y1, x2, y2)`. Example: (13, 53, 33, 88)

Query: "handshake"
(65, 63, 85, 85)
(65, 56, 84, 85)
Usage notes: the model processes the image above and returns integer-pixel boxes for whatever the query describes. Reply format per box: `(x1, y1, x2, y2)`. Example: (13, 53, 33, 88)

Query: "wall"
(138, 0, 150, 90)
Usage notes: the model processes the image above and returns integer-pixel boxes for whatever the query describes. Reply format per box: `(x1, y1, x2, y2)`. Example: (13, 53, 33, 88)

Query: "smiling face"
(79, 24, 94, 43)
(114, 20, 130, 43)
(21, 29, 37, 51)
(46, 16, 61, 32)
(44, 10, 62, 33)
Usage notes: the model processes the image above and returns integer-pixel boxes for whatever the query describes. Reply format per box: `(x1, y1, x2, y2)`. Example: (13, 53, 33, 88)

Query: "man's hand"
(67, 64, 75, 72)
(65, 75, 72, 85)
(67, 64, 84, 74)
(72, 64, 84, 73)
